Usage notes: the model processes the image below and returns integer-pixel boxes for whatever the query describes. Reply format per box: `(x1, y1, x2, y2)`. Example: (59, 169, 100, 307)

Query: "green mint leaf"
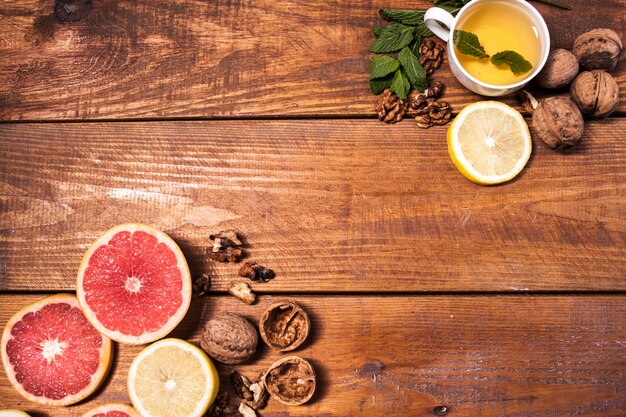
(370, 73, 394, 95)
(373, 26, 382, 39)
(432, 0, 470, 15)
(491, 50, 533, 75)
(379, 9, 422, 25)
(389, 69, 410, 99)
(433, 0, 469, 6)
(370, 23, 415, 53)
(378, 10, 434, 37)
(453, 30, 489, 58)
(410, 38, 422, 57)
(398, 47, 427, 89)
(414, 77, 429, 93)
(370, 55, 400, 79)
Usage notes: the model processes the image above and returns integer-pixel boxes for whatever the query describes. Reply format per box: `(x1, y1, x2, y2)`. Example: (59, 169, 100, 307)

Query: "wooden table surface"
(1, 0, 625, 416)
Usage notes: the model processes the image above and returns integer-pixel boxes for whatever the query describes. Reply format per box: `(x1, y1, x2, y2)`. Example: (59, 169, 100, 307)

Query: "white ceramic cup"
(424, 0, 550, 96)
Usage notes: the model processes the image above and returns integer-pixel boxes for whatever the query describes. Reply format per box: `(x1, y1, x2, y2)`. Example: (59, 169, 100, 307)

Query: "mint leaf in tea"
(453, 30, 489, 59)
(491, 50, 533, 76)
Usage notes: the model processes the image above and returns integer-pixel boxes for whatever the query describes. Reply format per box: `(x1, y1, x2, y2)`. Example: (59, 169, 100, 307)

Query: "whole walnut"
(201, 312, 258, 364)
(532, 96, 584, 150)
(536, 49, 579, 89)
(572, 28, 622, 71)
(570, 70, 619, 118)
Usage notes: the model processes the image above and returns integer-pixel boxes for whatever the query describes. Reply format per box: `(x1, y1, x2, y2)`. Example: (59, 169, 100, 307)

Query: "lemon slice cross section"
(128, 338, 219, 417)
(447, 101, 532, 185)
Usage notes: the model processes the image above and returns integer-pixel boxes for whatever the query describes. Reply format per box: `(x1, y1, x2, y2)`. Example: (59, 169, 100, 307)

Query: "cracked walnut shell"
(263, 356, 316, 406)
(570, 70, 619, 118)
(201, 312, 258, 364)
(573, 28, 622, 71)
(259, 301, 310, 352)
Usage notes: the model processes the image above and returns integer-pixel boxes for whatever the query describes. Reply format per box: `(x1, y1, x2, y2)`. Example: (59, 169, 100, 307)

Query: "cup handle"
(424, 7, 455, 42)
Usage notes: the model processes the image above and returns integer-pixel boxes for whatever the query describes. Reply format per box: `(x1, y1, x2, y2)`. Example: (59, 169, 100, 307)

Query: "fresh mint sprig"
(368, 9, 432, 97)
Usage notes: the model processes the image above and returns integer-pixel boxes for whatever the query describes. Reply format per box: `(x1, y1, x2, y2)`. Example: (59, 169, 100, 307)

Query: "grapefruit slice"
(1, 295, 112, 406)
(81, 403, 141, 417)
(76, 223, 191, 344)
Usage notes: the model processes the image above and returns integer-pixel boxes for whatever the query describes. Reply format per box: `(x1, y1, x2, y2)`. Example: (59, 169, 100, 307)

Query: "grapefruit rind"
(80, 403, 141, 417)
(76, 223, 192, 345)
(1, 294, 112, 406)
(128, 338, 219, 417)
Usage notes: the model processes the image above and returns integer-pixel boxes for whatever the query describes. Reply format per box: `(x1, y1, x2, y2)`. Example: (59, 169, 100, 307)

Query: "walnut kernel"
(227, 281, 256, 305)
(536, 49, 579, 89)
(259, 301, 310, 352)
(239, 261, 275, 282)
(231, 371, 268, 410)
(263, 356, 316, 406)
(376, 88, 407, 123)
(201, 312, 258, 364)
(208, 229, 243, 262)
(572, 28, 622, 71)
(238, 403, 257, 417)
(570, 70, 619, 118)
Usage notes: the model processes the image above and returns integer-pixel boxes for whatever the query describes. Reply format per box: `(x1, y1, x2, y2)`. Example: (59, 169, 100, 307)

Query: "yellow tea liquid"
(454, 1, 541, 86)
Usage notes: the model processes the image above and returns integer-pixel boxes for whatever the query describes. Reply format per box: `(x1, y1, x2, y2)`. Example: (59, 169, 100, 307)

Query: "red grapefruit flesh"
(81, 403, 141, 417)
(1, 295, 112, 406)
(76, 223, 192, 344)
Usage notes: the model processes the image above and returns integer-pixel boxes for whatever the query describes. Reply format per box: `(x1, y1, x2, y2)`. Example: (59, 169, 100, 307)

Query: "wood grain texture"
(1, 120, 624, 292)
(2, 294, 626, 416)
(0, 0, 624, 120)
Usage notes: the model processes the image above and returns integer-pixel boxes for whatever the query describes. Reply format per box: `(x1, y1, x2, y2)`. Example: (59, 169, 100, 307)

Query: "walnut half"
(259, 301, 310, 352)
(263, 356, 316, 406)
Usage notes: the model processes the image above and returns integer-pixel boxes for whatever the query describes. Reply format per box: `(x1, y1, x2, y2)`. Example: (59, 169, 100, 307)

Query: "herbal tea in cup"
(424, 0, 549, 96)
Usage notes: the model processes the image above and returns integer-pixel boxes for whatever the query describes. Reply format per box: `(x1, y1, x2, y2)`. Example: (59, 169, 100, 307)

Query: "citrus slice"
(77, 223, 192, 344)
(128, 338, 219, 417)
(447, 101, 532, 185)
(0, 411, 31, 417)
(1, 295, 112, 406)
(81, 403, 141, 417)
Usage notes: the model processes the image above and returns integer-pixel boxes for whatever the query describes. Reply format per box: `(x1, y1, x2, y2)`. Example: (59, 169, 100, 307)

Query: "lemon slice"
(0, 411, 31, 417)
(128, 338, 219, 417)
(447, 101, 532, 185)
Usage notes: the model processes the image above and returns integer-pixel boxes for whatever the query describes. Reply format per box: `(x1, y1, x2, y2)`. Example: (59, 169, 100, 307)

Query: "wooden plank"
(0, 0, 624, 120)
(1, 294, 626, 416)
(1, 120, 624, 292)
